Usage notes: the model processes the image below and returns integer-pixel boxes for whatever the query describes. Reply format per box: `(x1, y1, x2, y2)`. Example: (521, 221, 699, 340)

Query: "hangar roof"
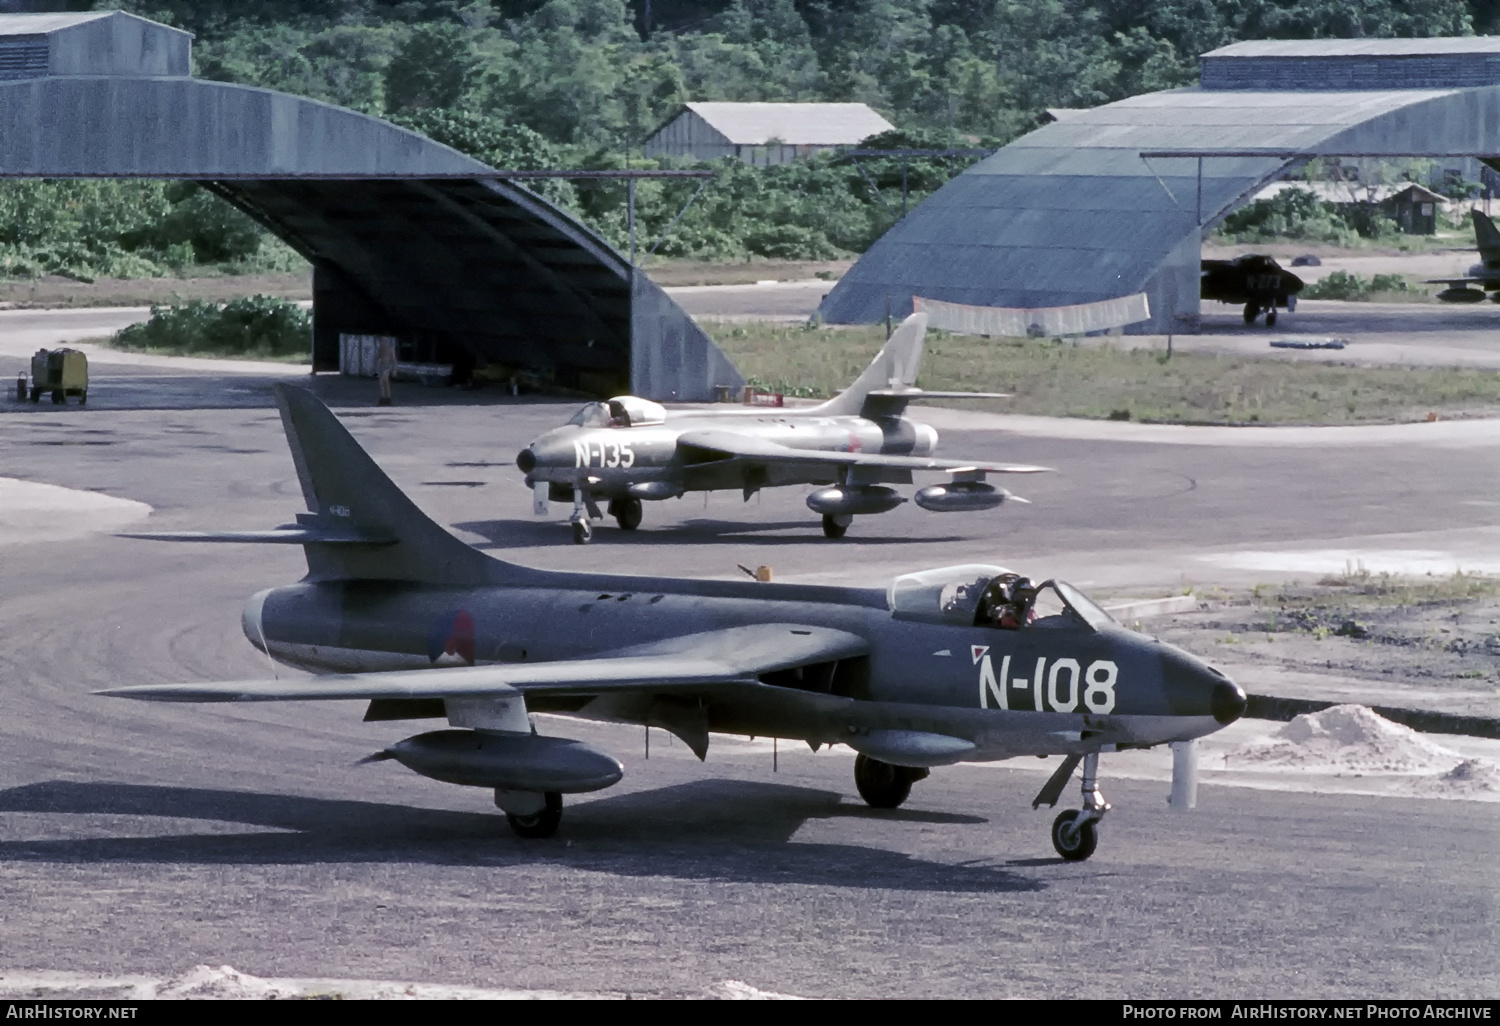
(0, 58, 738, 398)
(819, 80, 1500, 331)
(1204, 38, 1500, 58)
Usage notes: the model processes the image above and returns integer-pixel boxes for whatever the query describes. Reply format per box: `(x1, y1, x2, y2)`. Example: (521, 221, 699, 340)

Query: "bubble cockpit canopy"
(888, 564, 1011, 625)
(566, 401, 611, 428)
(887, 564, 1116, 630)
(565, 396, 666, 429)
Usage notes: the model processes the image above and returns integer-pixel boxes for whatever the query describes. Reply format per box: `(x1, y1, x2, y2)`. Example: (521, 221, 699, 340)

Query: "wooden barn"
(642, 102, 894, 165)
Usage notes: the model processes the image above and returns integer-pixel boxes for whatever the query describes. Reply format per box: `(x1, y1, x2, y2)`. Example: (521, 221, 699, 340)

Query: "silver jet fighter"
(108, 385, 1246, 860)
(516, 313, 1049, 543)
(1426, 208, 1500, 302)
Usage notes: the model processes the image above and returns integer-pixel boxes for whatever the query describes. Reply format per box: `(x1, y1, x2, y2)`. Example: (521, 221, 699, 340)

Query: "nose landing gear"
(1032, 751, 1111, 861)
(569, 489, 603, 544)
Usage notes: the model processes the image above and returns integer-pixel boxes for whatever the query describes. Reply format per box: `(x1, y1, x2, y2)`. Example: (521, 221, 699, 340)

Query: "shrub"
(112, 296, 311, 359)
(1303, 271, 1417, 300)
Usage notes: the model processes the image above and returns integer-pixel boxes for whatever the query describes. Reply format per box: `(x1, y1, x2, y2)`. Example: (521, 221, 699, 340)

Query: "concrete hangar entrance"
(820, 37, 1500, 334)
(0, 10, 742, 401)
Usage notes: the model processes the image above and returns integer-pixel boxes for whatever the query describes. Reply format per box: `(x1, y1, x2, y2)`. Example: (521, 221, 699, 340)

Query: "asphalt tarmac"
(0, 368, 1496, 998)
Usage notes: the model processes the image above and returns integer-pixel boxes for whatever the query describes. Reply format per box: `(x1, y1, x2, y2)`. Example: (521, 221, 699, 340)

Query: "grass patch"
(1306, 566, 1500, 606)
(706, 322, 1500, 425)
(109, 296, 311, 361)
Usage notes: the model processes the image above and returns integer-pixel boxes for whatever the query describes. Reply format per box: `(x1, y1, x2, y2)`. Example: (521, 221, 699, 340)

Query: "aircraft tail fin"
(1475, 208, 1500, 262)
(274, 385, 501, 584)
(812, 312, 927, 417)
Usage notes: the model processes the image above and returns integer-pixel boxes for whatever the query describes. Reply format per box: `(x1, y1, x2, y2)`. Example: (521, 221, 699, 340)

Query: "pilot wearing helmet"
(976, 574, 1037, 629)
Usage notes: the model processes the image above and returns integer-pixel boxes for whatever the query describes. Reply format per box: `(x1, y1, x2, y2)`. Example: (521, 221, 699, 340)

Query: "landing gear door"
(533, 480, 549, 517)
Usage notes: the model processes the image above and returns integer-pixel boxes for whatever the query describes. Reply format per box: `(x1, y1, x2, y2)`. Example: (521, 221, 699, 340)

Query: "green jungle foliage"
(111, 296, 313, 359)
(1214, 190, 1403, 246)
(1302, 270, 1420, 300)
(2, 0, 1479, 277)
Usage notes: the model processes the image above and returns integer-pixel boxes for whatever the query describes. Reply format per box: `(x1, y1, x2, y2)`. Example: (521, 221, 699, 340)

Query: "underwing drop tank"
(806, 485, 906, 517)
(1437, 287, 1487, 303)
(913, 481, 1006, 512)
(382, 730, 623, 793)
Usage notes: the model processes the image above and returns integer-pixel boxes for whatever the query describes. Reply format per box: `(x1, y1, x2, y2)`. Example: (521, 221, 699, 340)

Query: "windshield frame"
(566, 401, 612, 428)
(1049, 580, 1117, 630)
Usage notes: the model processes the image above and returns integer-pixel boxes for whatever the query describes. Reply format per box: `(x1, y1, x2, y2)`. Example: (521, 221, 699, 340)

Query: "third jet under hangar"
(821, 36, 1500, 337)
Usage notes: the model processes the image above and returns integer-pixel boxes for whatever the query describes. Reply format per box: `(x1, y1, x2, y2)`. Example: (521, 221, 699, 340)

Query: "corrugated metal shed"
(0, 11, 191, 80)
(820, 78, 1500, 332)
(643, 102, 893, 164)
(1206, 39, 1500, 58)
(1202, 37, 1500, 90)
(0, 11, 739, 400)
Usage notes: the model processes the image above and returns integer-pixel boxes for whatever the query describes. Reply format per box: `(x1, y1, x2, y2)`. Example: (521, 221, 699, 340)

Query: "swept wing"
(98, 623, 869, 703)
(675, 429, 1049, 475)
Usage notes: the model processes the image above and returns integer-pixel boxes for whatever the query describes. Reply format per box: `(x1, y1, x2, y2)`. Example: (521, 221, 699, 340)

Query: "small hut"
(1381, 183, 1447, 234)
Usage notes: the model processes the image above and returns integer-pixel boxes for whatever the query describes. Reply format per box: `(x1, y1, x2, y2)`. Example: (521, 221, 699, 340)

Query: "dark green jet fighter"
(516, 313, 1049, 543)
(107, 386, 1246, 860)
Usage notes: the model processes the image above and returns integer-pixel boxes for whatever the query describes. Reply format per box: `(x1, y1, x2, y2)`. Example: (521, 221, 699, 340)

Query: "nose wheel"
(569, 489, 603, 544)
(1033, 751, 1111, 861)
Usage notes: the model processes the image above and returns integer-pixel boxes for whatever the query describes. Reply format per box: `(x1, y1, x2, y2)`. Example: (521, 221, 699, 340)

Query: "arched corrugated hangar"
(0, 10, 742, 400)
(820, 38, 1500, 334)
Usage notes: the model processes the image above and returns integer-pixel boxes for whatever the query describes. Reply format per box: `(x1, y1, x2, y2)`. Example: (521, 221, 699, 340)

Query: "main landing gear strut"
(1031, 751, 1110, 860)
(497, 789, 564, 838)
(570, 494, 643, 544)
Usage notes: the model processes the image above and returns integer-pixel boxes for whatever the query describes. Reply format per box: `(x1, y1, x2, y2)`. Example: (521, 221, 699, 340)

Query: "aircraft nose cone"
(1212, 676, 1248, 725)
(516, 447, 537, 474)
(1160, 645, 1245, 725)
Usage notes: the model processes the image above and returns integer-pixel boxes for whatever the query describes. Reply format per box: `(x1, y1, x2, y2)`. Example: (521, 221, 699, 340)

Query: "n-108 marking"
(975, 647, 1118, 713)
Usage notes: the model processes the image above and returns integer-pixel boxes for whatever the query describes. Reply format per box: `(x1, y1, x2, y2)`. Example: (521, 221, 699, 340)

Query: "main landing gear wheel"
(1264, 309, 1278, 327)
(1051, 810, 1098, 861)
(1242, 302, 1260, 324)
(854, 753, 927, 809)
(610, 497, 642, 531)
(571, 519, 592, 545)
(822, 513, 851, 540)
(506, 792, 563, 838)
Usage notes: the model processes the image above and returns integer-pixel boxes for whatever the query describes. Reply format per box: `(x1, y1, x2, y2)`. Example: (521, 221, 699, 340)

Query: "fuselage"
(519, 407, 939, 497)
(1201, 256, 1304, 305)
(242, 569, 1244, 761)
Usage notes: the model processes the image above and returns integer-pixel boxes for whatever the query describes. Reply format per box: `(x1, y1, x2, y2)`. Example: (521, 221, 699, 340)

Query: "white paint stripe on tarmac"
(1203, 548, 1500, 576)
(914, 406, 1500, 447)
(0, 477, 151, 545)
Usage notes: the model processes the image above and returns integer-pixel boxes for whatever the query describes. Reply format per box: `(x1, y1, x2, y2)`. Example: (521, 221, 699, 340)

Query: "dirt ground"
(1142, 576, 1500, 720)
(0, 272, 312, 309)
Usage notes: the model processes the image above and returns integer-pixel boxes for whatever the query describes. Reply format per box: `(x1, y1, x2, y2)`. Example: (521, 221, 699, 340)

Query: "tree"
(385, 22, 482, 111)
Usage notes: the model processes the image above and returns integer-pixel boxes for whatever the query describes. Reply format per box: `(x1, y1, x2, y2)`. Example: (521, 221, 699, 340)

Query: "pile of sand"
(1227, 704, 1500, 797)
